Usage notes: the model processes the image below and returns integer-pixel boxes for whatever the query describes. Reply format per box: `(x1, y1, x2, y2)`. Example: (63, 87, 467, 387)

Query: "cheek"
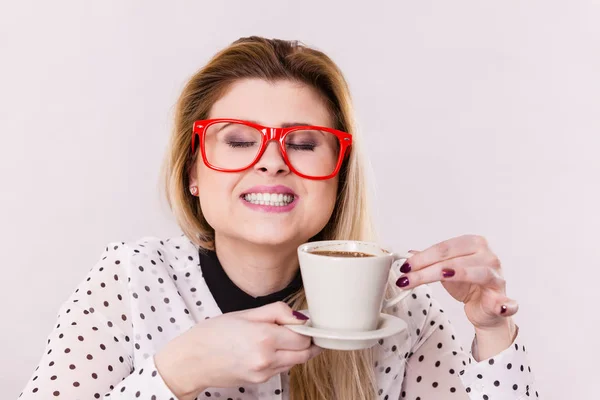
(196, 167, 237, 225)
(305, 178, 339, 222)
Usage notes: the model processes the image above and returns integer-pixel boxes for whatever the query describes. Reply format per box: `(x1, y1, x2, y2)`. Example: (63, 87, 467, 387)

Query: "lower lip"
(240, 196, 298, 213)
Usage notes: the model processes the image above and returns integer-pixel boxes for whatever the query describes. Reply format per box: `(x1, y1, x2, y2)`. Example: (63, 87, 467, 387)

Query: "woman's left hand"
(396, 234, 518, 330)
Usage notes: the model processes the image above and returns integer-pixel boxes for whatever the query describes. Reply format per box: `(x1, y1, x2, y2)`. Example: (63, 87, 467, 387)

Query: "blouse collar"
(198, 249, 303, 313)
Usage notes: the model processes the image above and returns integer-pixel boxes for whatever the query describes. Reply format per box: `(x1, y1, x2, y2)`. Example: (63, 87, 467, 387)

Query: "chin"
(245, 229, 302, 248)
(232, 221, 310, 248)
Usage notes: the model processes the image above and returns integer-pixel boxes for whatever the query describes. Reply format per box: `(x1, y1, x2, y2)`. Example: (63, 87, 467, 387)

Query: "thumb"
(243, 301, 309, 325)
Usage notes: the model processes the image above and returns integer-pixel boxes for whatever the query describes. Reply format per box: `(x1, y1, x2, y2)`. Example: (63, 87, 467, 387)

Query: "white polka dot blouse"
(19, 235, 538, 399)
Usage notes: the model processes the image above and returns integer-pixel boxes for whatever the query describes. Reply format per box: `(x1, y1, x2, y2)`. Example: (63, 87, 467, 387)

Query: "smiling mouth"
(241, 192, 295, 207)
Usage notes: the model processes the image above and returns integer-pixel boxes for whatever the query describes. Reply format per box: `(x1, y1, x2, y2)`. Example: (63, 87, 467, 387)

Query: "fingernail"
(400, 262, 411, 273)
(293, 311, 309, 320)
(396, 276, 410, 287)
(442, 268, 455, 278)
(500, 305, 508, 314)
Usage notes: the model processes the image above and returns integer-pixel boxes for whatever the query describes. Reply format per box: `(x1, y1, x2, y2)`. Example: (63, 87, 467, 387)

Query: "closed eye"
(227, 141, 257, 148)
(286, 143, 316, 151)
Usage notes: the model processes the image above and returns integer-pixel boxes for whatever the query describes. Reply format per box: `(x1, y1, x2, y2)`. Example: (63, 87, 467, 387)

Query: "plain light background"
(1, 0, 598, 398)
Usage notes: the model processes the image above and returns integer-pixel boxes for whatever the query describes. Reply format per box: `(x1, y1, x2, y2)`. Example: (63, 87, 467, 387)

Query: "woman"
(19, 36, 537, 400)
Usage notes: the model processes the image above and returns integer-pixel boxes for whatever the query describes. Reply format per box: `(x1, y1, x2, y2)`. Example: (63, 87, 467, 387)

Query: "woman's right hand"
(154, 301, 321, 400)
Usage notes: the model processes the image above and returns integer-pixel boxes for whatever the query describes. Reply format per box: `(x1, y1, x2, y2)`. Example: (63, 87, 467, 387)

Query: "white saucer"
(284, 310, 407, 351)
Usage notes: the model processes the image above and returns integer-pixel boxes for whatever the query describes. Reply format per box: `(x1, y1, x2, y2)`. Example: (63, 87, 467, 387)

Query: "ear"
(188, 157, 199, 188)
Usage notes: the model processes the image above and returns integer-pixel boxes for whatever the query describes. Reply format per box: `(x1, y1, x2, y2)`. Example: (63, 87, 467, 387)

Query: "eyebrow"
(281, 122, 314, 128)
(247, 120, 316, 128)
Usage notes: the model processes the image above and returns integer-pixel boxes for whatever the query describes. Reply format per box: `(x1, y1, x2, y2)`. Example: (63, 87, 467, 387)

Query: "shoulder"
(386, 284, 436, 324)
(385, 284, 450, 347)
(92, 234, 200, 276)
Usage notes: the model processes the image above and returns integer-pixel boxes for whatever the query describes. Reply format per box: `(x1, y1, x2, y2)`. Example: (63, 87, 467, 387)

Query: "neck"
(213, 233, 300, 297)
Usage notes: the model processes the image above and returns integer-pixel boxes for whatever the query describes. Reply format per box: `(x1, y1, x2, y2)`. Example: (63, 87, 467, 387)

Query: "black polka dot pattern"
(376, 285, 538, 400)
(19, 236, 538, 399)
(18, 237, 218, 399)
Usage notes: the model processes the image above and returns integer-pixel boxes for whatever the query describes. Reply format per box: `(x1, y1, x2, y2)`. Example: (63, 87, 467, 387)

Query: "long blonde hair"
(164, 36, 379, 400)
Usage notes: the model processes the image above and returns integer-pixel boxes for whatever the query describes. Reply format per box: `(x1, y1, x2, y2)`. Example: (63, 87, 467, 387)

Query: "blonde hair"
(163, 36, 379, 400)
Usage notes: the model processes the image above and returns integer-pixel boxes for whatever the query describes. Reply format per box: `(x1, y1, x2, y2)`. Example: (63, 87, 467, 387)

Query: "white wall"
(1, 1, 598, 398)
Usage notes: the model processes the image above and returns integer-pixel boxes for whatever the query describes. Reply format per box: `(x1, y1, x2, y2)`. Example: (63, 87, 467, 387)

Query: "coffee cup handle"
(382, 252, 415, 309)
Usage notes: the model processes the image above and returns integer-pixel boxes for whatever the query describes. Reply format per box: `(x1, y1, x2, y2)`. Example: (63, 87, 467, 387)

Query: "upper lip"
(241, 185, 297, 197)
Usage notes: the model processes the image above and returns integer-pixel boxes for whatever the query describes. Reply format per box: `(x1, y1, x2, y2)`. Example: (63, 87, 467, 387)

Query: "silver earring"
(190, 186, 198, 195)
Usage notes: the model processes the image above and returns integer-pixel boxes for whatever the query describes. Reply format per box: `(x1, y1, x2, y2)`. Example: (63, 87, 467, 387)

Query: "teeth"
(243, 192, 295, 206)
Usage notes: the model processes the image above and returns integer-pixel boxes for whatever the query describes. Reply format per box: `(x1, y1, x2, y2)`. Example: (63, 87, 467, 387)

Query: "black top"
(199, 249, 303, 313)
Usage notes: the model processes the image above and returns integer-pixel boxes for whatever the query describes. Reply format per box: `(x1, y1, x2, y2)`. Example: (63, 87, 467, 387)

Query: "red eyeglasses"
(191, 119, 352, 180)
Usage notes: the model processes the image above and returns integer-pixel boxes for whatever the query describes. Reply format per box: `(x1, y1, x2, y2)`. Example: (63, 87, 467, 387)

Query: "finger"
(396, 257, 505, 290)
(271, 324, 313, 351)
(398, 253, 484, 287)
(405, 235, 488, 271)
(271, 365, 292, 376)
(398, 250, 420, 273)
(495, 296, 519, 317)
(244, 301, 309, 325)
(274, 344, 323, 368)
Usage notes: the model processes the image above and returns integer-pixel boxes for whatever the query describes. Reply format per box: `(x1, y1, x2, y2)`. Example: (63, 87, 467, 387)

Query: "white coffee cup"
(297, 240, 414, 332)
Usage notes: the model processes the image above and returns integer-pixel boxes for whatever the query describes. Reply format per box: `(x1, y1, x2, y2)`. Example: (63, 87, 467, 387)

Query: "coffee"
(310, 250, 375, 258)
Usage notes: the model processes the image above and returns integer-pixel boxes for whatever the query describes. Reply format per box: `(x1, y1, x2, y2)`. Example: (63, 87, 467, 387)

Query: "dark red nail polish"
(400, 262, 411, 273)
(293, 311, 309, 320)
(442, 268, 455, 278)
(396, 276, 410, 287)
(500, 305, 508, 314)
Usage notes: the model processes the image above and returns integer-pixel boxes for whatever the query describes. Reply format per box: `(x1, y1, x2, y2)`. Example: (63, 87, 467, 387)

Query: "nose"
(253, 141, 290, 176)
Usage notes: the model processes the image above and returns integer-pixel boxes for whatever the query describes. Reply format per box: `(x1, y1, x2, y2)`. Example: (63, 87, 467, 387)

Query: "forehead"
(208, 78, 333, 128)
